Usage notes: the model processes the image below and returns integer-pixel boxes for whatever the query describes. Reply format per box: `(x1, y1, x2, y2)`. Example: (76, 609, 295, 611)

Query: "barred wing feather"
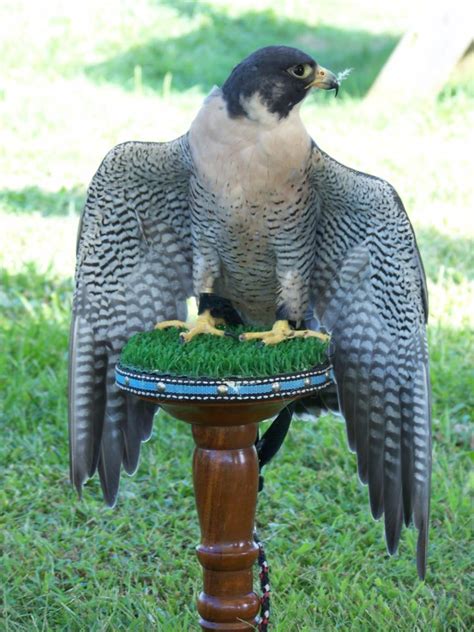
(310, 145, 431, 578)
(69, 137, 193, 506)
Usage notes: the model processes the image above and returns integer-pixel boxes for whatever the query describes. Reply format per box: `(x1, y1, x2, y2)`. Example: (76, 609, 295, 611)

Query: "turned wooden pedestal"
(164, 401, 286, 630)
(115, 365, 333, 629)
(193, 422, 259, 630)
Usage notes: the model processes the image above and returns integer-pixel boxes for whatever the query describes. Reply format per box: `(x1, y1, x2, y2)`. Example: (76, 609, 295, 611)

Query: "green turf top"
(119, 326, 329, 378)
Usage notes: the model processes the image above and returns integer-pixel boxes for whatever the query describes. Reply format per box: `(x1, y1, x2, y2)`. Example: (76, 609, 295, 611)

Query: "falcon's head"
(222, 46, 339, 120)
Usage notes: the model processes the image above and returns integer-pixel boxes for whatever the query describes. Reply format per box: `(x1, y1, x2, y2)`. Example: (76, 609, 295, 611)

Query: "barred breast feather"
(69, 137, 193, 506)
(309, 144, 431, 579)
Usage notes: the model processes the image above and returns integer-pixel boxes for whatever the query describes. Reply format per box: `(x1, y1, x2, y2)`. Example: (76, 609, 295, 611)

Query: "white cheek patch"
(239, 93, 280, 127)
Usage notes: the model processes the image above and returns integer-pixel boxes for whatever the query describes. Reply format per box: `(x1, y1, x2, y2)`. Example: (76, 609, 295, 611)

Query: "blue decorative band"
(115, 364, 334, 402)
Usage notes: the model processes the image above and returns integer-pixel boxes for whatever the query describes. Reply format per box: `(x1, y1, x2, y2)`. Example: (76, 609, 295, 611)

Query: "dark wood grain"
(158, 400, 289, 425)
(192, 422, 260, 630)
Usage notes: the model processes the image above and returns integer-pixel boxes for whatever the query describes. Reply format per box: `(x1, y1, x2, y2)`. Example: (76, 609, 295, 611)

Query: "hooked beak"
(306, 65, 340, 97)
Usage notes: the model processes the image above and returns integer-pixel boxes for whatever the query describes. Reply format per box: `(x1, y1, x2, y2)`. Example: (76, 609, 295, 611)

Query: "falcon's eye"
(288, 63, 313, 79)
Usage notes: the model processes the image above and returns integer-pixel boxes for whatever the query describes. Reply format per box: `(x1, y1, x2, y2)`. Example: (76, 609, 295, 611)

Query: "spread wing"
(309, 144, 431, 578)
(69, 137, 193, 506)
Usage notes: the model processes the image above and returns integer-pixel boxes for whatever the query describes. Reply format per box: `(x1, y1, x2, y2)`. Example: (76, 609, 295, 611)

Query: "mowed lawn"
(1, 1, 473, 630)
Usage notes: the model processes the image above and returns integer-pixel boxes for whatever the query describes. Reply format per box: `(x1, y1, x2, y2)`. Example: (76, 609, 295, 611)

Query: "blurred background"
(1, 1, 472, 630)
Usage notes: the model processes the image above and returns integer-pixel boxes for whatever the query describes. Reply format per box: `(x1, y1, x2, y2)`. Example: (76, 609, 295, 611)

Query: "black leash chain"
(254, 530, 270, 631)
(254, 403, 295, 631)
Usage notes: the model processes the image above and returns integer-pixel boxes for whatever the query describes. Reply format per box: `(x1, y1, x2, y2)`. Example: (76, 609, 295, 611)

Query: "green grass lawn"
(1, 1, 473, 630)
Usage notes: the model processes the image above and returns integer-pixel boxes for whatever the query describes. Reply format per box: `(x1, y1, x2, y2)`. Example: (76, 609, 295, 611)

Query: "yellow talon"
(156, 310, 225, 342)
(239, 320, 329, 346)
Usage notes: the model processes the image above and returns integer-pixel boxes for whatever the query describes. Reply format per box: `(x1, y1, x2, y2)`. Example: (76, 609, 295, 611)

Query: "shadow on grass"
(0, 262, 72, 320)
(0, 185, 85, 217)
(85, 2, 398, 99)
(0, 263, 72, 439)
(416, 226, 474, 282)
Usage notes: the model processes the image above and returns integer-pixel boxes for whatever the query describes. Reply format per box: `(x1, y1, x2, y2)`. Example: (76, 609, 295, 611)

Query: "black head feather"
(222, 46, 317, 119)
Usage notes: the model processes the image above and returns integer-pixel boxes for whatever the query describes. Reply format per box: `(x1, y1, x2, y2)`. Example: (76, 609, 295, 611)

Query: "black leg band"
(198, 293, 244, 326)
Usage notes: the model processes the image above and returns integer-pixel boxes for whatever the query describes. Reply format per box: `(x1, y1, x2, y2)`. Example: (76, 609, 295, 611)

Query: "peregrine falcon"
(69, 46, 431, 578)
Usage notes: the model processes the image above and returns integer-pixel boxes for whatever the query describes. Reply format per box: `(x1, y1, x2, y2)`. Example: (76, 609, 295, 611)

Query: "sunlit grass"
(1, 1, 472, 630)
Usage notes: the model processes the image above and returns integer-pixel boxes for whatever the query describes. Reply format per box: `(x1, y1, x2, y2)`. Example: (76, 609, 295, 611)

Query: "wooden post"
(193, 424, 260, 630)
(157, 400, 287, 630)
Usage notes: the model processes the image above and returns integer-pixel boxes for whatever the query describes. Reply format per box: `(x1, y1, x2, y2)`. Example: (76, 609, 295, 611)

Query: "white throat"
(188, 88, 312, 199)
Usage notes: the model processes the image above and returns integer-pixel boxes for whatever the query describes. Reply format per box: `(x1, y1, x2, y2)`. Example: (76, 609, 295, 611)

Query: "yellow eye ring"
(288, 63, 313, 79)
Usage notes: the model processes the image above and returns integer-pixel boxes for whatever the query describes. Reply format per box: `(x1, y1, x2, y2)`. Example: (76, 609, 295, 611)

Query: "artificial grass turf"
(120, 325, 330, 378)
